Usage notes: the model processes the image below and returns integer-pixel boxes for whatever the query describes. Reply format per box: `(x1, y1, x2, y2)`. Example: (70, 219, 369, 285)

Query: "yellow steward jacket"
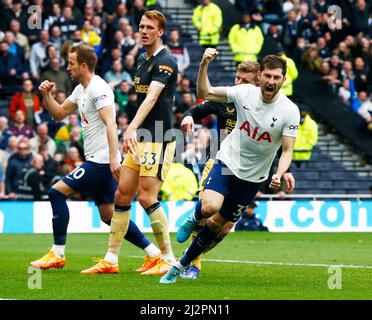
(192, 3, 223, 46)
(293, 115, 318, 161)
(228, 23, 264, 62)
(281, 54, 298, 96)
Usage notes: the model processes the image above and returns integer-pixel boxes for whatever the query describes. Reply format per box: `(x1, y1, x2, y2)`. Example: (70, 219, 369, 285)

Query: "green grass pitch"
(1, 232, 372, 300)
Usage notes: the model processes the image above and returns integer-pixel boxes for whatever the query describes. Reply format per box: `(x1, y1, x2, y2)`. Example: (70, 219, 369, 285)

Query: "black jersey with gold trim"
(134, 48, 178, 142)
(183, 100, 237, 146)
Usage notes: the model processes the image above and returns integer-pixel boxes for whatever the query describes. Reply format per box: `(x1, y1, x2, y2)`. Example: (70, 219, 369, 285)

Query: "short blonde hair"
(237, 61, 260, 73)
(143, 10, 167, 30)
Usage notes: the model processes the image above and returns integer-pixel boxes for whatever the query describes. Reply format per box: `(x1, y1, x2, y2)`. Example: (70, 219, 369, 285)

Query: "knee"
(114, 189, 131, 206)
(138, 193, 157, 209)
(48, 188, 66, 201)
(201, 201, 219, 218)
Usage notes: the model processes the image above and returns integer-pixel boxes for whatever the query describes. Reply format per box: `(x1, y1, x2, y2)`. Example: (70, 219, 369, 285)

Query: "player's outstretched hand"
(282, 172, 295, 193)
(122, 125, 138, 155)
(202, 48, 218, 64)
(181, 115, 195, 134)
(39, 81, 54, 96)
(269, 173, 281, 192)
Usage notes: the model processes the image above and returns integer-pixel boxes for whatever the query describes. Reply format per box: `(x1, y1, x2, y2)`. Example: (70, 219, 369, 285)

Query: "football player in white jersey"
(30, 44, 122, 270)
(31, 44, 162, 272)
(160, 48, 300, 284)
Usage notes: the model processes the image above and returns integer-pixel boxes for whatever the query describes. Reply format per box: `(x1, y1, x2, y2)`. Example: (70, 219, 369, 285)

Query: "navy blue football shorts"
(62, 161, 117, 206)
(203, 160, 260, 222)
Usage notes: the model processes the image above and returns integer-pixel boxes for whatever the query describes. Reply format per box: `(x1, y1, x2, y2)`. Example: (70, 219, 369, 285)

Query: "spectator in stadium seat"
(293, 104, 318, 168)
(39, 44, 60, 73)
(132, 0, 147, 27)
(282, 9, 304, 56)
(56, 6, 81, 41)
(9, 19, 30, 60)
(114, 80, 131, 114)
(38, 144, 61, 190)
(81, 20, 102, 55)
(29, 123, 56, 157)
(40, 58, 72, 95)
(0, 41, 22, 87)
(4, 31, 26, 71)
(354, 57, 368, 93)
(56, 125, 84, 159)
(9, 79, 41, 127)
(29, 30, 52, 81)
(49, 25, 64, 53)
(192, 0, 223, 49)
(63, 146, 83, 172)
(356, 91, 372, 136)
(43, 3, 62, 31)
(352, 0, 370, 35)
(0, 116, 12, 150)
(166, 28, 190, 75)
(4, 0, 28, 33)
(123, 53, 137, 79)
(228, 10, 264, 64)
(20, 153, 48, 201)
(5, 139, 32, 199)
(8, 110, 34, 139)
(104, 59, 132, 89)
(54, 113, 81, 148)
(235, 202, 268, 231)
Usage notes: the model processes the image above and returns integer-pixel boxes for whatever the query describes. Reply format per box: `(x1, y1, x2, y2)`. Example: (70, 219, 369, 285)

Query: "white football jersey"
(216, 84, 300, 182)
(67, 75, 117, 164)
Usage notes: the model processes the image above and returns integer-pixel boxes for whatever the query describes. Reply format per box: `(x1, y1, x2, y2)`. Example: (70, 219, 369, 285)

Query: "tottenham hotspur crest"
(271, 117, 278, 127)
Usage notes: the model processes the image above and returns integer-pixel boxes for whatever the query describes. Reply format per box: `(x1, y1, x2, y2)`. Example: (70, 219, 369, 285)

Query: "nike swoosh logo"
(243, 106, 251, 110)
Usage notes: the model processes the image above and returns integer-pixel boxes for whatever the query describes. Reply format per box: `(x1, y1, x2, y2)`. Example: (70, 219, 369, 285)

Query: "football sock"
(49, 188, 69, 246)
(125, 220, 152, 250)
(104, 251, 118, 265)
(107, 205, 130, 257)
(144, 243, 161, 258)
(51, 244, 65, 258)
(193, 200, 203, 223)
(204, 238, 222, 254)
(180, 224, 216, 267)
(103, 219, 153, 251)
(190, 230, 202, 270)
(145, 202, 176, 264)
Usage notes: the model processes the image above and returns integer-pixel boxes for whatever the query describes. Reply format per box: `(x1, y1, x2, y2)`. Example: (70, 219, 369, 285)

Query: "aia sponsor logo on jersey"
(239, 120, 272, 143)
(93, 94, 108, 103)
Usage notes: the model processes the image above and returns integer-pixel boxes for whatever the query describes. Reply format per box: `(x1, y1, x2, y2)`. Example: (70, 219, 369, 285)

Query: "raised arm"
(39, 80, 77, 121)
(197, 48, 227, 102)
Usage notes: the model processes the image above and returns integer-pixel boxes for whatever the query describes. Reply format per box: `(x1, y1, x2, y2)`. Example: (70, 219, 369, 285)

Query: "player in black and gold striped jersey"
(84, 10, 178, 276)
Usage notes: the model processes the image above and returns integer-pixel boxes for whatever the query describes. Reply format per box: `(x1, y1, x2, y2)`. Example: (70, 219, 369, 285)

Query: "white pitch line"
(130, 255, 372, 269)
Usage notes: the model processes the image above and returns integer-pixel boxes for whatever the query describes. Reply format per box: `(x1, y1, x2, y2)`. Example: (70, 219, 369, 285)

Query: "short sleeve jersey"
(217, 84, 300, 182)
(67, 75, 116, 164)
(133, 46, 178, 142)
